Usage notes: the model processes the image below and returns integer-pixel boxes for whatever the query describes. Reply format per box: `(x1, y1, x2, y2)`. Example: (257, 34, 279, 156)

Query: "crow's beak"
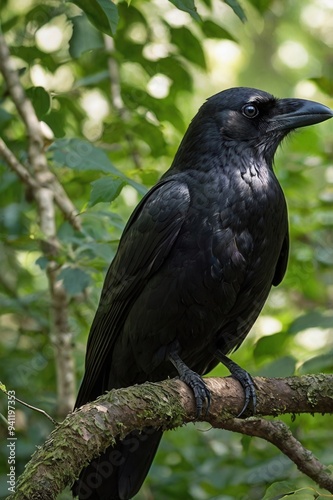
(267, 98, 333, 132)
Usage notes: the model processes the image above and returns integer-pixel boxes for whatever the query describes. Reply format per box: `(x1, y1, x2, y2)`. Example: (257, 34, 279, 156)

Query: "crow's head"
(173, 87, 333, 168)
(205, 87, 333, 160)
(208, 87, 332, 135)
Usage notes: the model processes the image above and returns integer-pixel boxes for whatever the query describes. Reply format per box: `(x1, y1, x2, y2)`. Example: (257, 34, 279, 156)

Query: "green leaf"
(290, 494, 318, 500)
(69, 15, 104, 58)
(35, 256, 49, 270)
(26, 86, 51, 119)
(200, 20, 235, 40)
(259, 356, 296, 377)
(76, 242, 115, 261)
(262, 481, 295, 499)
(264, 486, 324, 500)
(74, 70, 109, 88)
(57, 267, 91, 295)
(224, 0, 247, 22)
(254, 332, 286, 362)
(168, 0, 201, 22)
(49, 138, 147, 195)
(169, 26, 206, 69)
(289, 311, 333, 334)
(70, 0, 119, 36)
(1, 15, 20, 34)
(43, 109, 67, 138)
(311, 77, 333, 96)
(246, 0, 273, 13)
(298, 351, 333, 374)
(117, 3, 148, 30)
(147, 56, 193, 93)
(0, 108, 13, 129)
(49, 138, 121, 174)
(240, 434, 251, 453)
(133, 120, 166, 158)
(89, 175, 126, 207)
(11, 50, 54, 71)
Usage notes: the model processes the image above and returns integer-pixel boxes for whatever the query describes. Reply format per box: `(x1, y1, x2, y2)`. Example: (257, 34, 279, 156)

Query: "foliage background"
(0, 0, 333, 498)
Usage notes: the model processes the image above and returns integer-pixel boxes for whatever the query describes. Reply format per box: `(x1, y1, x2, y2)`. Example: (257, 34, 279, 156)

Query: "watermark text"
(7, 390, 16, 494)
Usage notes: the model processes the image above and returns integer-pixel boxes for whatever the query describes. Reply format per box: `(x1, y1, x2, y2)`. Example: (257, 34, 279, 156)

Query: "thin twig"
(0, 386, 58, 426)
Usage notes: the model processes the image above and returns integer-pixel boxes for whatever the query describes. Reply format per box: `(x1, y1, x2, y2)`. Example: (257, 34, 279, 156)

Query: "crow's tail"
(72, 428, 162, 499)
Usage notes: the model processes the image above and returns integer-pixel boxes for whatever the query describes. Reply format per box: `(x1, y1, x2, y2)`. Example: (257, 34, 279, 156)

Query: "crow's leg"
(168, 350, 210, 417)
(216, 350, 256, 417)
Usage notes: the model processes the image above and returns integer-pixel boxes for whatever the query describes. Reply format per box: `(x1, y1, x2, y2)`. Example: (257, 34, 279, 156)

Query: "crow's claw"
(168, 349, 210, 417)
(216, 350, 257, 417)
(182, 369, 211, 418)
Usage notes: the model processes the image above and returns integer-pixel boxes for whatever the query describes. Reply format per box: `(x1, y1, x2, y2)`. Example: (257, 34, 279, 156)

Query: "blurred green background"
(0, 0, 333, 498)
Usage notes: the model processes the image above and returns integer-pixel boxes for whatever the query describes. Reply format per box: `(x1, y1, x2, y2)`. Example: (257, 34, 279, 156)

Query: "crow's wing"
(75, 178, 190, 406)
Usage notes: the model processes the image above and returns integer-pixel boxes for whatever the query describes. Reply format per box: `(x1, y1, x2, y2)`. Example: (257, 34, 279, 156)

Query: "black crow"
(73, 87, 333, 499)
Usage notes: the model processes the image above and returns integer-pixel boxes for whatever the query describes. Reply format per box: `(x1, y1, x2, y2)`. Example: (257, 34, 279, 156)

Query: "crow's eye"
(242, 104, 259, 118)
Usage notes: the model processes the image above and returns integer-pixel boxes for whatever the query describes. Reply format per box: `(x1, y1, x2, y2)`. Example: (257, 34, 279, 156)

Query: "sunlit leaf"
(224, 0, 247, 22)
(89, 175, 126, 207)
(200, 20, 236, 40)
(69, 15, 104, 58)
(262, 481, 295, 499)
(246, 0, 273, 13)
(70, 0, 119, 36)
(169, 26, 206, 69)
(254, 332, 287, 362)
(289, 311, 333, 334)
(311, 77, 333, 96)
(168, 0, 201, 21)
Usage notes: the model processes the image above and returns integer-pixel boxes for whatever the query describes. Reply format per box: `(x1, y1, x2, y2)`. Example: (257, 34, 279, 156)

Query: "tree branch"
(10, 375, 333, 499)
(221, 418, 333, 493)
(0, 137, 81, 231)
(47, 262, 76, 417)
(0, 33, 78, 416)
(0, 137, 39, 190)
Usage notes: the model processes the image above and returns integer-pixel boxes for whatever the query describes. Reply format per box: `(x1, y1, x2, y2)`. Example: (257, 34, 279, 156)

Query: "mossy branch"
(10, 374, 333, 499)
